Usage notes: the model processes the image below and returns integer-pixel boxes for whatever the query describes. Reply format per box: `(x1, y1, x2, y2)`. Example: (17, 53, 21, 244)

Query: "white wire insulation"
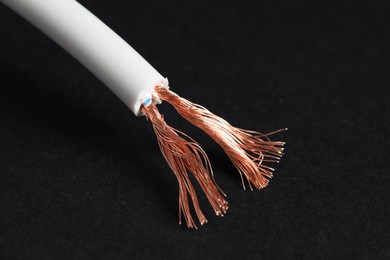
(1, 0, 168, 115)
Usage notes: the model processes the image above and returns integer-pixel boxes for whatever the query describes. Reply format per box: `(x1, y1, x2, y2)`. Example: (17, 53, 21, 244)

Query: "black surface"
(1, 0, 389, 259)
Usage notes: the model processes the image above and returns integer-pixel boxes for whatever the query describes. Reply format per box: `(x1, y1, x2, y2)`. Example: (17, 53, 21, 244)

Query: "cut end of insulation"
(135, 77, 169, 116)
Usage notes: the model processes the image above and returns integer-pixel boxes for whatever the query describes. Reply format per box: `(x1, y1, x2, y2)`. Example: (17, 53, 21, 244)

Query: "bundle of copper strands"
(143, 86, 286, 229)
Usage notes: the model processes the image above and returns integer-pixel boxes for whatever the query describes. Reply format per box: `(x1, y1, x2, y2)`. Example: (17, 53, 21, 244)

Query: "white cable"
(1, 0, 169, 115)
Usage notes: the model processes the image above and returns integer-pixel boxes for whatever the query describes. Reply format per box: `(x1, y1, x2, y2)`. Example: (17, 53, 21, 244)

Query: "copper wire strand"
(155, 86, 286, 190)
(142, 104, 228, 229)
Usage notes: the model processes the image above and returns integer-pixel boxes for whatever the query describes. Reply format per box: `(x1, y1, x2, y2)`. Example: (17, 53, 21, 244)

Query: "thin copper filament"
(142, 104, 228, 229)
(155, 86, 286, 190)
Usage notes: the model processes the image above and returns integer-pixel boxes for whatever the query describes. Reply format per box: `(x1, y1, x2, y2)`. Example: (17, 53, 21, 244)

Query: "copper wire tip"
(142, 104, 228, 229)
(155, 86, 286, 191)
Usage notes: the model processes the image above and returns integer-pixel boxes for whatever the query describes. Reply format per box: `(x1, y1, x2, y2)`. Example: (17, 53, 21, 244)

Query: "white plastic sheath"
(1, 0, 168, 115)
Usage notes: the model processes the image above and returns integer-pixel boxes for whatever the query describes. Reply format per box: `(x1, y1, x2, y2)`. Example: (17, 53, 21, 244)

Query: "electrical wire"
(1, 0, 286, 228)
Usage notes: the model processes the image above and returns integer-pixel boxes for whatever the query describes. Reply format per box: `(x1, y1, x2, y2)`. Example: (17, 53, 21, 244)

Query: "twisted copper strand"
(142, 104, 228, 228)
(155, 87, 286, 190)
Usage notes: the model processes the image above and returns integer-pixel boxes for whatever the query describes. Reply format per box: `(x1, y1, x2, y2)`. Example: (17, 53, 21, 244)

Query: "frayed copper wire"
(155, 86, 286, 190)
(142, 103, 228, 229)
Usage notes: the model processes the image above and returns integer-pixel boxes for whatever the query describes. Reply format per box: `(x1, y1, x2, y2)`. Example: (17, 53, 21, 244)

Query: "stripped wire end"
(142, 103, 228, 229)
(155, 86, 286, 191)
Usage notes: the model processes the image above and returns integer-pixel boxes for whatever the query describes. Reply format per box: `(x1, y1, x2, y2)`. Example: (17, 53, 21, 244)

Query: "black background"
(1, 0, 389, 259)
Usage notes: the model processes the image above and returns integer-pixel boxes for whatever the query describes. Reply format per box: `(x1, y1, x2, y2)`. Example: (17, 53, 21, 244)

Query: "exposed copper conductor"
(142, 104, 228, 229)
(155, 86, 286, 190)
